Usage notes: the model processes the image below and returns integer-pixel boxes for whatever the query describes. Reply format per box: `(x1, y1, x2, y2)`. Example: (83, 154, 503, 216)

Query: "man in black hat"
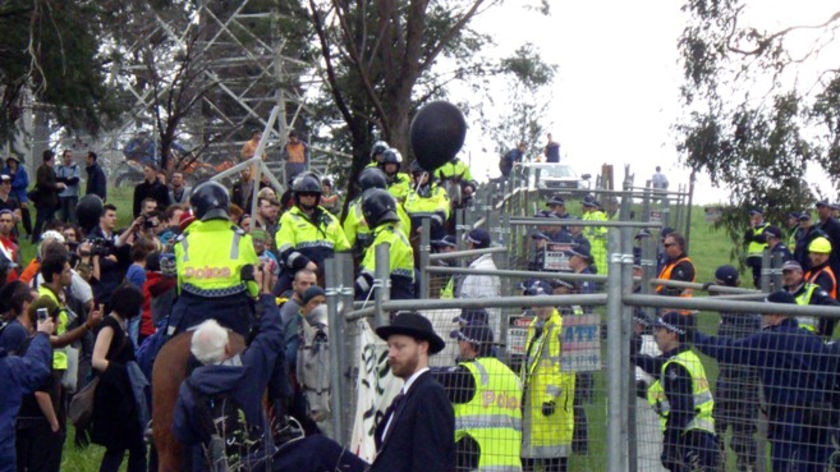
(433, 322, 522, 472)
(692, 291, 839, 471)
(633, 312, 721, 471)
(744, 208, 770, 288)
(371, 311, 455, 472)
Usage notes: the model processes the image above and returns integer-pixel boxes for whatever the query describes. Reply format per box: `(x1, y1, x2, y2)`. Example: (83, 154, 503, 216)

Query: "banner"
(349, 320, 402, 463)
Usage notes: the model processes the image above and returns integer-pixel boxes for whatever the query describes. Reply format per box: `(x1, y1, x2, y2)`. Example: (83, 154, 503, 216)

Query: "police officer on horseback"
(170, 181, 259, 337)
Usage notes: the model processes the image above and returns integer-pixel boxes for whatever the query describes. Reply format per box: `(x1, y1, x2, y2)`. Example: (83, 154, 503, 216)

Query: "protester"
(0, 311, 54, 472)
(90, 284, 147, 472)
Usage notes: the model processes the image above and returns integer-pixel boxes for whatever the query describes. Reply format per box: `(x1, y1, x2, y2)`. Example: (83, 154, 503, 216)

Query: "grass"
(54, 200, 743, 470)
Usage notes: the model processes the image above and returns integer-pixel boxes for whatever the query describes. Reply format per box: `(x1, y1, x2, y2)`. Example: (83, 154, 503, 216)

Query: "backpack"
(188, 378, 263, 472)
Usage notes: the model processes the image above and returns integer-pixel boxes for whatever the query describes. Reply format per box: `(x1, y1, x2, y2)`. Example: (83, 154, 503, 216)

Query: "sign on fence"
(561, 314, 601, 372)
(507, 313, 602, 372)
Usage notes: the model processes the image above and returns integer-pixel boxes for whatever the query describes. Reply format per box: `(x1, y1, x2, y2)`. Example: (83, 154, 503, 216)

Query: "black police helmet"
(190, 181, 230, 221)
(358, 167, 388, 191)
(361, 188, 399, 228)
(381, 148, 402, 165)
(409, 160, 426, 175)
(371, 140, 389, 159)
(292, 173, 322, 195)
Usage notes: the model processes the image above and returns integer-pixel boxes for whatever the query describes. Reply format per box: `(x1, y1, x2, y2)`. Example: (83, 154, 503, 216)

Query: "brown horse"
(151, 331, 246, 472)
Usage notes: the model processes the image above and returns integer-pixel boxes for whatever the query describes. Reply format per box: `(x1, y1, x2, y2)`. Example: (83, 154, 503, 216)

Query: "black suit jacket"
(369, 370, 455, 472)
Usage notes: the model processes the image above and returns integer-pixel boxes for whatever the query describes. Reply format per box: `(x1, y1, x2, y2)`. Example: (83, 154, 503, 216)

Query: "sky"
(459, 1, 839, 205)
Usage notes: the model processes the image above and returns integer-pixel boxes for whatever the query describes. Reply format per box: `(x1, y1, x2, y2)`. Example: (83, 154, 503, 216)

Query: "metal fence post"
(374, 242, 391, 328)
(419, 218, 431, 299)
(760, 249, 771, 293)
(606, 227, 627, 472)
(325, 257, 343, 443)
(337, 252, 357, 445)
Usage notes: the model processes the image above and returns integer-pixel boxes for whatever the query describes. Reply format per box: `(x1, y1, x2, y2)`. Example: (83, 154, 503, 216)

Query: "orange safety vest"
(656, 256, 695, 297)
(805, 265, 838, 300)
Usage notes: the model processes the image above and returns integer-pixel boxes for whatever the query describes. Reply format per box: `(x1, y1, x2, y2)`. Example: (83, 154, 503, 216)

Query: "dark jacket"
(819, 216, 840, 273)
(2, 166, 29, 204)
(693, 318, 838, 407)
(0, 334, 52, 472)
(132, 178, 170, 217)
(795, 226, 828, 270)
(369, 370, 455, 472)
(35, 164, 60, 209)
(86, 162, 107, 201)
(173, 295, 283, 472)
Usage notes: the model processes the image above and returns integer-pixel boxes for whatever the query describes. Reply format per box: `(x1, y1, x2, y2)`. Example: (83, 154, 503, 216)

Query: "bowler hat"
(376, 311, 446, 354)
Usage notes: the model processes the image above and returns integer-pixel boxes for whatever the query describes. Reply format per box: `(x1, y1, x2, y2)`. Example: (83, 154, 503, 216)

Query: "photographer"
(84, 204, 140, 308)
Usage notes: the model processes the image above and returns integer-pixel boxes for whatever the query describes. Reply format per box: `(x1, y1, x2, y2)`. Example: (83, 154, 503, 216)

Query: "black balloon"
(76, 194, 104, 232)
(410, 101, 467, 172)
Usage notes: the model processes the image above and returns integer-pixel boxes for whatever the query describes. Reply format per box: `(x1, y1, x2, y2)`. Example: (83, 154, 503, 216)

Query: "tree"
(473, 42, 557, 164)
(676, 1, 840, 261)
(307, 0, 552, 207)
(0, 0, 120, 149)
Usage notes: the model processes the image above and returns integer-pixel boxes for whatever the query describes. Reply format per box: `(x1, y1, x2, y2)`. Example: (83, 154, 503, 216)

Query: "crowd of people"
(3, 137, 840, 472)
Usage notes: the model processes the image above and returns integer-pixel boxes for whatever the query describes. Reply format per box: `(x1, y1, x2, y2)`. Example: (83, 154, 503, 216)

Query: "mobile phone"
(37, 308, 49, 322)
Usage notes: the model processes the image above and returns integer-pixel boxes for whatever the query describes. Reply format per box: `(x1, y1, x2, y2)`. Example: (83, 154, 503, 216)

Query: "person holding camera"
(84, 203, 141, 308)
(0, 305, 54, 472)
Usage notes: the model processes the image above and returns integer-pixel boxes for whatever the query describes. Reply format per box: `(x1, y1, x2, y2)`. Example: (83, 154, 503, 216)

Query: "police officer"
(581, 195, 608, 275)
(520, 280, 575, 472)
(692, 291, 838, 472)
(744, 208, 770, 288)
(434, 156, 477, 202)
(433, 322, 523, 472)
(343, 168, 410, 260)
(354, 189, 415, 300)
(366, 140, 390, 168)
(378, 148, 411, 202)
(633, 312, 720, 471)
(707, 266, 760, 471)
(171, 181, 259, 337)
(781, 260, 839, 338)
(404, 161, 450, 241)
(765, 225, 793, 286)
(546, 195, 570, 219)
(275, 173, 350, 294)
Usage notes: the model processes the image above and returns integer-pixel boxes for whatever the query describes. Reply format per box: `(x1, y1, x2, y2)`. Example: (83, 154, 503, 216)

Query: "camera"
(37, 307, 49, 322)
(82, 236, 115, 257)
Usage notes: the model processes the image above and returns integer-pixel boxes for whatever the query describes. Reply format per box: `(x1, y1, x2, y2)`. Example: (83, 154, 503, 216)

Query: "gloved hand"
(541, 401, 555, 416)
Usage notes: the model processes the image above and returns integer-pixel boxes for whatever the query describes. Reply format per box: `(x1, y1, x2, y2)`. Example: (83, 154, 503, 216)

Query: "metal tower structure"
(94, 0, 332, 182)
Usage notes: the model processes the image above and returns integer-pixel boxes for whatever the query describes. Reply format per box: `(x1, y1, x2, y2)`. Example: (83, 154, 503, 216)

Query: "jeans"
(58, 196, 78, 224)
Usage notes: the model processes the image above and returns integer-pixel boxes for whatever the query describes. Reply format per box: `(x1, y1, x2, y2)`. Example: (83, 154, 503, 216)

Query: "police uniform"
(355, 222, 415, 300)
(744, 220, 770, 288)
(434, 157, 473, 183)
(404, 183, 450, 240)
(581, 207, 608, 275)
(693, 296, 838, 472)
(172, 219, 259, 336)
(343, 196, 410, 259)
(275, 204, 350, 290)
(435, 355, 523, 472)
(520, 308, 575, 470)
(790, 280, 839, 337)
(643, 345, 720, 471)
(386, 172, 412, 202)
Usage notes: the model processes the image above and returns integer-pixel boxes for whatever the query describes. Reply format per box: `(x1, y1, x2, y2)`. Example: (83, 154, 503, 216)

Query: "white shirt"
(382, 366, 429, 439)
